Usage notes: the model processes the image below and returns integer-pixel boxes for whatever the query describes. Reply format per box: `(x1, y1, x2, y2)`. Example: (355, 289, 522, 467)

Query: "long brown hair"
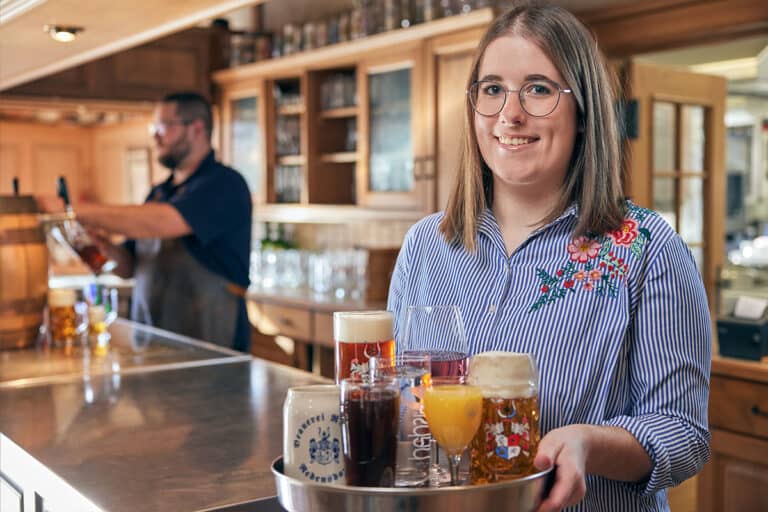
(439, 2, 625, 250)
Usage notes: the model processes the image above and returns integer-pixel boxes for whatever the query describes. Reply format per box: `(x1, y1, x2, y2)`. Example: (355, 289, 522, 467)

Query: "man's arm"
(75, 203, 191, 240)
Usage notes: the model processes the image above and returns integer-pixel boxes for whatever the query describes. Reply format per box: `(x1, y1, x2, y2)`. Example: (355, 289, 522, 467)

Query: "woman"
(387, 4, 711, 511)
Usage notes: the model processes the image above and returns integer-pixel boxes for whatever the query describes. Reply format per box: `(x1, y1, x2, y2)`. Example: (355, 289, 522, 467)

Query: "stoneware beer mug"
(467, 351, 541, 483)
(283, 385, 345, 484)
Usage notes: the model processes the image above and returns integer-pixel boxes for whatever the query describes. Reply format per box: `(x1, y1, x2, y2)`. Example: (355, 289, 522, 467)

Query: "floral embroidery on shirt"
(529, 203, 654, 312)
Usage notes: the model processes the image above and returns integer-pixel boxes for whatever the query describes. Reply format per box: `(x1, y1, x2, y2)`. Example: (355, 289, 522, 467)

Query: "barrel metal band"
(0, 296, 46, 315)
(0, 227, 45, 245)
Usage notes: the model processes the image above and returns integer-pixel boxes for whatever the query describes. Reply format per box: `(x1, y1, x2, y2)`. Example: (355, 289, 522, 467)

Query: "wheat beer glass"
(48, 289, 78, 346)
(333, 311, 395, 383)
(467, 352, 541, 483)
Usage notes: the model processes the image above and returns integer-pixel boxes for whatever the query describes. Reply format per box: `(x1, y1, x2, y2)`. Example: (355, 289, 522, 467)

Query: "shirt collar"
(477, 202, 580, 241)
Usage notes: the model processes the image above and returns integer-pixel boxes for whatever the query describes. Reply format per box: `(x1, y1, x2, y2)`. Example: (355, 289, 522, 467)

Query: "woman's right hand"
(534, 425, 591, 512)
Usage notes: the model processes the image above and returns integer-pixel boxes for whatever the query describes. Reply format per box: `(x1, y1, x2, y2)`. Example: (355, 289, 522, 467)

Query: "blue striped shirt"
(387, 202, 711, 511)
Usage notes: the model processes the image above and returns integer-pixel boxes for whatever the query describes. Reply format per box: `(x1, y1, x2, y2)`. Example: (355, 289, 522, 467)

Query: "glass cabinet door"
(358, 53, 425, 210)
(368, 67, 413, 193)
(230, 95, 262, 195)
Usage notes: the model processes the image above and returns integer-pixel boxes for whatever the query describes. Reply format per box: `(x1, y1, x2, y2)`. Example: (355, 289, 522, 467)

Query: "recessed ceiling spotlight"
(43, 24, 83, 43)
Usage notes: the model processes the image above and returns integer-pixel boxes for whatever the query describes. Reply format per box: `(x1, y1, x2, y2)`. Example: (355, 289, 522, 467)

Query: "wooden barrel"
(0, 196, 48, 349)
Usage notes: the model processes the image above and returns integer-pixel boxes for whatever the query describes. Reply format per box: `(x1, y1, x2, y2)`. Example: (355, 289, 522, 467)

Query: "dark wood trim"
(5, 28, 217, 102)
(579, 0, 768, 57)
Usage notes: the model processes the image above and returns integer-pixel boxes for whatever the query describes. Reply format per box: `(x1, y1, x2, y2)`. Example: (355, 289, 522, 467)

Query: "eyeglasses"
(148, 119, 194, 137)
(467, 79, 573, 118)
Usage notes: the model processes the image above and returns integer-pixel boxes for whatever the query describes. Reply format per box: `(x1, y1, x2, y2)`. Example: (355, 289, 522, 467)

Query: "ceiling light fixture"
(43, 24, 83, 43)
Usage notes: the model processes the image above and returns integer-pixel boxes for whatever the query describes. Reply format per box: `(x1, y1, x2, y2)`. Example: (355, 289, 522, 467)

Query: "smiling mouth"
(497, 135, 538, 147)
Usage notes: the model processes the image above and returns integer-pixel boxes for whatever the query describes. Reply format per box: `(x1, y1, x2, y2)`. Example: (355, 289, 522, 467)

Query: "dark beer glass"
(340, 377, 399, 487)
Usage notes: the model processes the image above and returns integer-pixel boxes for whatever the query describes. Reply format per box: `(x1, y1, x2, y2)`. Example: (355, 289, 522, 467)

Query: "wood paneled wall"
(0, 122, 92, 199)
(0, 117, 156, 205)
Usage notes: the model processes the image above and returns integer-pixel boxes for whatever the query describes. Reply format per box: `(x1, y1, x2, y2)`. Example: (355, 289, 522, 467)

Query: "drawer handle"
(279, 317, 295, 328)
(751, 405, 768, 418)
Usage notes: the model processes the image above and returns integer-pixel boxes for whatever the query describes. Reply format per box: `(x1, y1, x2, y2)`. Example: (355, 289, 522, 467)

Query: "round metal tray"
(271, 457, 554, 512)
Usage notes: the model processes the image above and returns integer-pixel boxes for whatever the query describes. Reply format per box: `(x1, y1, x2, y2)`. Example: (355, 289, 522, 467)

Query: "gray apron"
(131, 237, 238, 348)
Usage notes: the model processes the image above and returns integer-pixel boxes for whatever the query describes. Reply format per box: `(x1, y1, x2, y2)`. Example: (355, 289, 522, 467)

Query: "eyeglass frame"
(149, 118, 195, 137)
(467, 78, 574, 118)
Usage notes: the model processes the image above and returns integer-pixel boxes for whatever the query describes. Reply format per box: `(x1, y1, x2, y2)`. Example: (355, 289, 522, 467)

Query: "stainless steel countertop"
(0, 321, 329, 511)
(0, 319, 251, 388)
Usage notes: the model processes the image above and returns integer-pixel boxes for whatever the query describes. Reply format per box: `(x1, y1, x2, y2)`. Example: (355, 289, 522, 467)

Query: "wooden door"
(623, 60, 727, 306)
(426, 28, 485, 213)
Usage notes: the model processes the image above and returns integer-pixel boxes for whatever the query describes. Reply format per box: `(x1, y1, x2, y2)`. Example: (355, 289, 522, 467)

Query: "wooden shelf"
(321, 106, 358, 119)
(213, 8, 494, 84)
(276, 104, 305, 115)
(253, 204, 425, 224)
(320, 152, 358, 163)
(277, 155, 306, 166)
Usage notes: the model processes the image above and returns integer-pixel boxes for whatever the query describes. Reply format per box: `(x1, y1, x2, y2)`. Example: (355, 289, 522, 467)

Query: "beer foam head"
(467, 351, 538, 398)
(333, 310, 393, 343)
(48, 289, 76, 308)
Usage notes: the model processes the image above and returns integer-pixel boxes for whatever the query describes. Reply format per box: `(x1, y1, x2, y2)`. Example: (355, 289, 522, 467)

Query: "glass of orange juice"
(422, 376, 482, 486)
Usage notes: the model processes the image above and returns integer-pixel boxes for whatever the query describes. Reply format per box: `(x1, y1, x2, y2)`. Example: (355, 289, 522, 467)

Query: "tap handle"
(57, 176, 71, 209)
(12, 176, 19, 196)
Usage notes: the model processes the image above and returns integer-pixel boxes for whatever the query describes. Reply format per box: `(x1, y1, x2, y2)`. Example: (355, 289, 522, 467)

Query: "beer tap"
(57, 175, 73, 213)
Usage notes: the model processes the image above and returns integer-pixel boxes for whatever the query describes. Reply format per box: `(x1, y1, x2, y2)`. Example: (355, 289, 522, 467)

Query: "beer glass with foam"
(467, 351, 541, 483)
(48, 289, 83, 347)
(333, 310, 395, 383)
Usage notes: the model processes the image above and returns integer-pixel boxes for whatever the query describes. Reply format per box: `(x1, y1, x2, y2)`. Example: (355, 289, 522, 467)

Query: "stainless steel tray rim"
(271, 456, 553, 495)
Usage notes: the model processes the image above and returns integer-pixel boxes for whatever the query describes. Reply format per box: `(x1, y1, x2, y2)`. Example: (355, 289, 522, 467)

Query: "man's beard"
(158, 138, 191, 170)
(159, 152, 181, 169)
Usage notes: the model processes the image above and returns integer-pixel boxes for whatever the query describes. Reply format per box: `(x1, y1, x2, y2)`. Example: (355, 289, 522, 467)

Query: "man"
(46, 92, 253, 351)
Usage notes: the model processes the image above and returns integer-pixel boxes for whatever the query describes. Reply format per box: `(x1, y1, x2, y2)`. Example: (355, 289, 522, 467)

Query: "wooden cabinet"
(246, 297, 386, 379)
(698, 357, 768, 512)
(214, 9, 495, 221)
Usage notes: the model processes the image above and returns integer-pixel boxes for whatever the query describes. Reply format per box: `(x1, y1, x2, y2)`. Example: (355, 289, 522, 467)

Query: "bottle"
(56, 176, 116, 275)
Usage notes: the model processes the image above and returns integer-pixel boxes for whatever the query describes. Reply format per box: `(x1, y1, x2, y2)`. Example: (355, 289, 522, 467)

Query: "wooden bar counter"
(0, 320, 328, 512)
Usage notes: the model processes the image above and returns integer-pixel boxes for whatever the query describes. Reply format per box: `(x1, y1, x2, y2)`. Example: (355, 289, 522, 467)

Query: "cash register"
(717, 296, 768, 361)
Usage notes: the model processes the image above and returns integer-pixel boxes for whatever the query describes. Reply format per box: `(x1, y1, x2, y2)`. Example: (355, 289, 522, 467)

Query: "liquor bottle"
(56, 177, 116, 275)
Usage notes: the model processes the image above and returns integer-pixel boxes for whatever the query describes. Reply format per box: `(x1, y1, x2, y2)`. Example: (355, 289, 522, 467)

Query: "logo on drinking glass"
(486, 419, 531, 461)
(309, 426, 340, 466)
(293, 412, 345, 483)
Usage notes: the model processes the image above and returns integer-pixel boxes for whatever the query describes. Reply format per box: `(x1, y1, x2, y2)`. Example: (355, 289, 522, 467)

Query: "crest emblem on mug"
(283, 385, 345, 484)
(309, 426, 340, 466)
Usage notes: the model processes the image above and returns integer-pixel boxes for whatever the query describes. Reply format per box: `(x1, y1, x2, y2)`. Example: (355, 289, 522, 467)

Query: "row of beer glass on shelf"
(283, 307, 541, 488)
(251, 248, 368, 298)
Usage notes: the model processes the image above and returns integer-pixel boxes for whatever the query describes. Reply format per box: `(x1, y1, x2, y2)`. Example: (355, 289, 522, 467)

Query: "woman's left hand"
(533, 424, 592, 512)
